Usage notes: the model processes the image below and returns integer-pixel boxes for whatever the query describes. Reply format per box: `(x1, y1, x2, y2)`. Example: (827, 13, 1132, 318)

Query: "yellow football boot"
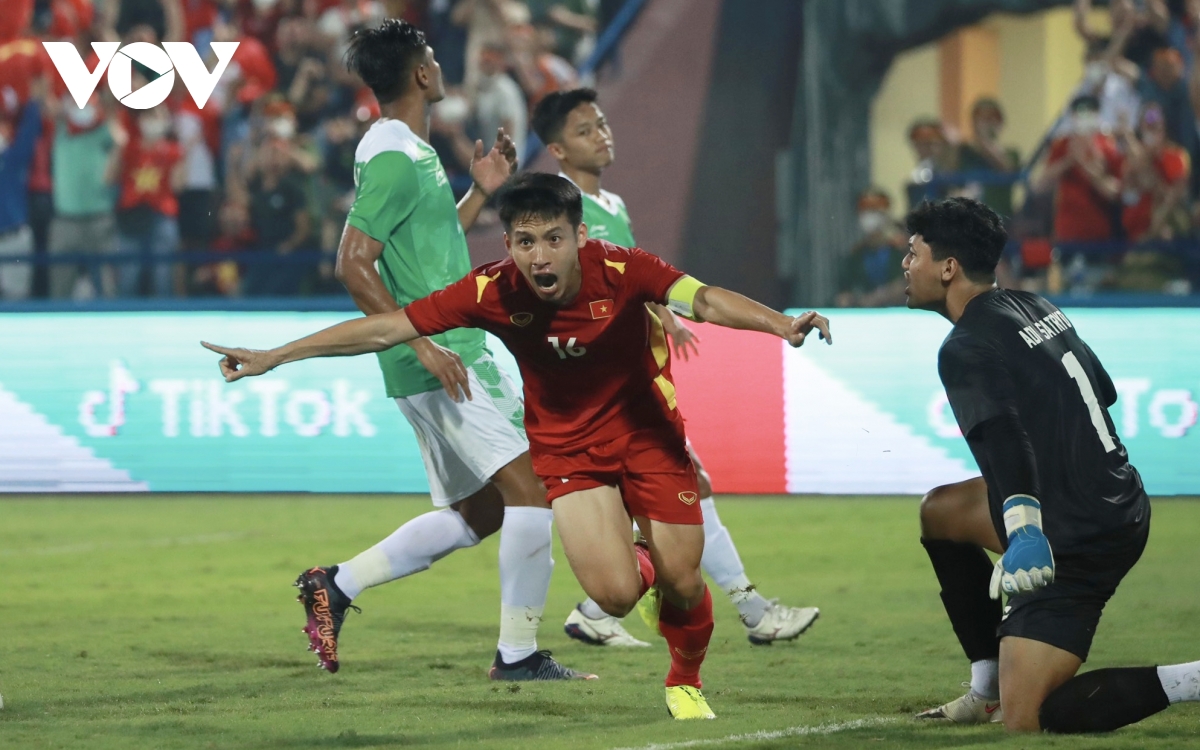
(666, 685, 716, 720)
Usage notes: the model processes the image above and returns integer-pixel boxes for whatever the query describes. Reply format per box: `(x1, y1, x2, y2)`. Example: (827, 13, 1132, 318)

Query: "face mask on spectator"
(66, 102, 101, 130)
(858, 210, 890, 236)
(268, 117, 296, 140)
(140, 116, 170, 142)
(1073, 111, 1100, 135)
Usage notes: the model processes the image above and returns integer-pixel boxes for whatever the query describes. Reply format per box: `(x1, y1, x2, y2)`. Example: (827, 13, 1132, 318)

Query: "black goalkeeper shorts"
(996, 517, 1150, 661)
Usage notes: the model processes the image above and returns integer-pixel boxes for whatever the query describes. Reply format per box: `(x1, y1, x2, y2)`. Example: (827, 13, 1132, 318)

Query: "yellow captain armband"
(666, 275, 705, 321)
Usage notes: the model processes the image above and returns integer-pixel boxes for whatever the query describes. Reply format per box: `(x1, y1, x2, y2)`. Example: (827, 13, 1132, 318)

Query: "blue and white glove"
(989, 494, 1055, 600)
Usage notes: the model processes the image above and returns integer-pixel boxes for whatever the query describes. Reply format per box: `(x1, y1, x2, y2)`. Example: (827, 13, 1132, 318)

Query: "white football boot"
(745, 601, 820, 645)
(916, 685, 1003, 724)
(564, 606, 651, 647)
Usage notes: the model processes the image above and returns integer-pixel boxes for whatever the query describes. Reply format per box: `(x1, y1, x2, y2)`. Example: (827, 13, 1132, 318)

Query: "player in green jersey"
(532, 88, 821, 647)
(293, 20, 592, 682)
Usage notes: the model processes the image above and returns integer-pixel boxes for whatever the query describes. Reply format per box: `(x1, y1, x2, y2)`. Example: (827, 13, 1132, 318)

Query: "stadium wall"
(1, 310, 1196, 494)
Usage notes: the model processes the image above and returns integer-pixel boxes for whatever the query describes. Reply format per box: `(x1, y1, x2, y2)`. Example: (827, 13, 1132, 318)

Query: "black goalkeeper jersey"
(938, 289, 1148, 555)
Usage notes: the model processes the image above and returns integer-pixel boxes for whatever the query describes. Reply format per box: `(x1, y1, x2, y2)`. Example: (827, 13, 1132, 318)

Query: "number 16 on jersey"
(548, 336, 587, 359)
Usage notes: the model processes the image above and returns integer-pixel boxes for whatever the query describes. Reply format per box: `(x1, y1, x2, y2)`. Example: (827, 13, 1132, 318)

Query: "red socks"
(635, 544, 656, 597)
(660, 586, 714, 689)
(633, 545, 713, 689)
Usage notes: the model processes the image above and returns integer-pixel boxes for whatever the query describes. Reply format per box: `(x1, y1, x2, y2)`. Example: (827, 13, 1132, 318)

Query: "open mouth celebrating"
(533, 273, 559, 295)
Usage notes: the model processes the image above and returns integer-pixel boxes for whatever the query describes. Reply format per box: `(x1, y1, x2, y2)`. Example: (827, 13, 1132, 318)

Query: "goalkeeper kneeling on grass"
(901, 196, 1200, 732)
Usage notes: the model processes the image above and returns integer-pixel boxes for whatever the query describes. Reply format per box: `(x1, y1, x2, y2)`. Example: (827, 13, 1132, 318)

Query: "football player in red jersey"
(202, 173, 831, 720)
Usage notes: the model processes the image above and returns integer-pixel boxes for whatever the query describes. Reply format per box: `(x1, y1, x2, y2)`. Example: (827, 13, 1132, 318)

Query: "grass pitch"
(1, 495, 1198, 750)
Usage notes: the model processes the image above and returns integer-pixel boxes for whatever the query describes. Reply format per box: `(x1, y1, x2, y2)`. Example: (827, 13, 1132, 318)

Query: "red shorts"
(532, 428, 701, 524)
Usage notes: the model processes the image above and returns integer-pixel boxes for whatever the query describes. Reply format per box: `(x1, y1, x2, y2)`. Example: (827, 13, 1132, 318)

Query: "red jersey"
(50, 0, 94, 40)
(183, 0, 220, 40)
(118, 139, 183, 216)
(0, 0, 32, 44)
(1048, 134, 1123, 242)
(1121, 145, 1190, 241)
(0, 38, 51, 106)
(405, 240, 688, 455)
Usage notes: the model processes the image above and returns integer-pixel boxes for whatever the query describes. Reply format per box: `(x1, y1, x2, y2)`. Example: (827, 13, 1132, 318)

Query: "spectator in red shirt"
(47, 0, 96, 40)
(193, 199, 253, 296)
(181, 0, 220, 46)
(1037, 94, 1123, 243)
(110, 103, 185, 296)
(0, 0, 34, 45)
(1120, 103, 1192, 241)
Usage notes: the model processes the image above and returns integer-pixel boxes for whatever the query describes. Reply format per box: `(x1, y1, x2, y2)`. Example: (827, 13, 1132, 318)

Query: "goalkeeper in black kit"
(901, 197, 1200, 733)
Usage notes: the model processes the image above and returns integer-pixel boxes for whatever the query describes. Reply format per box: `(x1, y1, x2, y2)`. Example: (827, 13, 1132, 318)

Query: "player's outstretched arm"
(200, 309, 429, 383)
(687, 283, 831, 348)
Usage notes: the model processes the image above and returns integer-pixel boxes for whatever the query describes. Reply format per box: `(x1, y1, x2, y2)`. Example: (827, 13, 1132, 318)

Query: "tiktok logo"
(79, 361, 139, 437)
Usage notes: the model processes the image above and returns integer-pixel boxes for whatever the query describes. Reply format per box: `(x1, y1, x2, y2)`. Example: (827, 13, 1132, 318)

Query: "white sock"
(578, 598, 608, 620)
(1158, 661, 1200, 704)
(699, 498, 770, 627)
(970, 658, 1000, 700)
(333, 508, 480, 600)
(497, 506, 554, 664)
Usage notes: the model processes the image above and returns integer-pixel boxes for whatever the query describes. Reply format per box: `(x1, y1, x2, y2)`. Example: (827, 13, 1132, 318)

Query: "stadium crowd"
(0, 0, 610, 300)
(839, 0, 1200, 306)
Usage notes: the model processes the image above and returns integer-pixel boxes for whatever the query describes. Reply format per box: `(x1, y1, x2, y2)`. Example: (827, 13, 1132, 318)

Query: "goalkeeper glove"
(989, 494, 1055, 600)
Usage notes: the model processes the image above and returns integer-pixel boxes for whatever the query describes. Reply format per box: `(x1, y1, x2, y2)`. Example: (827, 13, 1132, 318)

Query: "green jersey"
(347, 119, 486, 398)
(566, 174, 636, 246)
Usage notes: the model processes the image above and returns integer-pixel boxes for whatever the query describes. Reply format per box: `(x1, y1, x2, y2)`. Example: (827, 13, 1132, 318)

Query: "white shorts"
(395, 354, 529, 507)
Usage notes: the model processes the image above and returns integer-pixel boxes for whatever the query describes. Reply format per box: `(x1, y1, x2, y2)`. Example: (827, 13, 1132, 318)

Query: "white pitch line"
(610, 717, 897, 750)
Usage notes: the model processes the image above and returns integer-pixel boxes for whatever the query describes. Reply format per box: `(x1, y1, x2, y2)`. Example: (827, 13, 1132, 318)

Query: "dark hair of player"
(905, 198, 1007, 283)
(496, 173, 584, 231)
(531, 88, 599, 145)
(344, 19, 428, 104)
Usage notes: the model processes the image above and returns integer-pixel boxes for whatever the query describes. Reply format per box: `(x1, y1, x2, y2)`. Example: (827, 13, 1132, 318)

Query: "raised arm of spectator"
(506, 30, 542, 100)
(1074, 0, 1096, 41)
(287, 59, 323, 108)
(161, 0, 185, 43)
(457, 128, 517, 232)
(1145, 0, 1170, 33)
(548, 4, 598, 33)
(1100, 11, 1139, 73)
(100, 0, 120, 31)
